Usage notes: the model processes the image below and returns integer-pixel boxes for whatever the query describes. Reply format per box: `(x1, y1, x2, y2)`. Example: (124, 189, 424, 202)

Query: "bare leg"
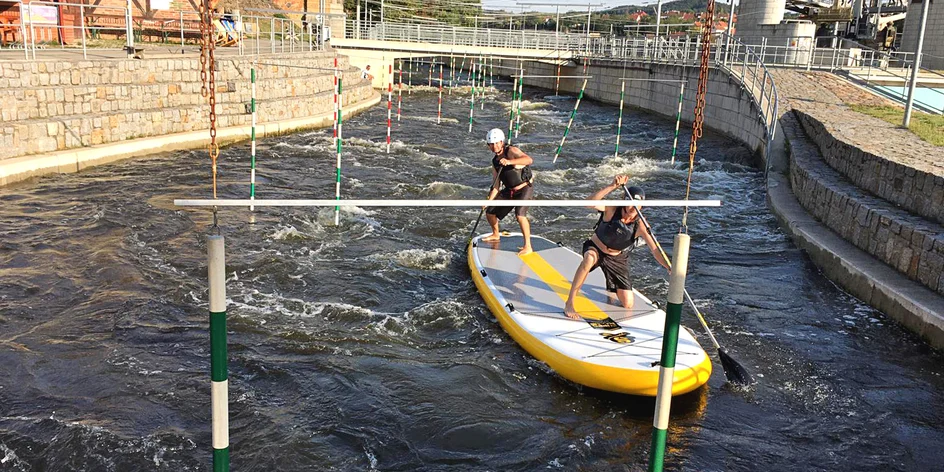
(564, 250, 599, 320)
(516, 215, 533, 256)
(481, 213, 501, 241)
(616, 288, 635, 310)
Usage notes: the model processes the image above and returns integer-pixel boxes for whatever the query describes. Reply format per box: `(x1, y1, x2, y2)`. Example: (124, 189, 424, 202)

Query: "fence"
(0, 6, 340, 59)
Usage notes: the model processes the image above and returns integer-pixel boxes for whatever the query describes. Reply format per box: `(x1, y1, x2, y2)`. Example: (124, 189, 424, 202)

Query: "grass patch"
(849, 104, 944, 146)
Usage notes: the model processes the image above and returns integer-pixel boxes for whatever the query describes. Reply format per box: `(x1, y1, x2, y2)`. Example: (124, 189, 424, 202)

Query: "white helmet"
(486, 128, 505, 144)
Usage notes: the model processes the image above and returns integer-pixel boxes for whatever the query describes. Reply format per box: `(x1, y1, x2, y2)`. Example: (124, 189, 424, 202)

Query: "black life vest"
(492, 145, 533, 189)
(593, 208, 641, 251)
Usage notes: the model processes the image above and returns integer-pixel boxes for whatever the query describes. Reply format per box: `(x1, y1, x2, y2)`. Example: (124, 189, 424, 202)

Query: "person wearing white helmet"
(563, 175, 670, 320)
(482, 128, 535, 256)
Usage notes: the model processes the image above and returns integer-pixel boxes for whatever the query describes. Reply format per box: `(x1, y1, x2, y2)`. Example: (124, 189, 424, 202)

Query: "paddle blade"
(718, 348, 754, 385)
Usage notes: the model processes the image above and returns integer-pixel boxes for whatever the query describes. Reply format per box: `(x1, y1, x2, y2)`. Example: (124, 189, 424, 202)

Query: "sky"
(481, 1, 661, 13)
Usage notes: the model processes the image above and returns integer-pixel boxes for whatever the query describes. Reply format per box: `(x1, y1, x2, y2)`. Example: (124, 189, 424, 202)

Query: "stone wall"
(0, 52, 373, 161)
(785, 110, 944, 296)
(794, 110, 944, 227)
(498, 59, 771, 165)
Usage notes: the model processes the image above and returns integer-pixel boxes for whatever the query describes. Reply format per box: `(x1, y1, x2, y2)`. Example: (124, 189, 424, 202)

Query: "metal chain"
(199, 0, 219, 198)
(682, 0, 715, 231)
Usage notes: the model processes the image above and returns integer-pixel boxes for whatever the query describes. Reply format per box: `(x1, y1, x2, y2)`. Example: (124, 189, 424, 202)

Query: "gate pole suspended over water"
(648, 232, 691, 472)
(397, 60, 403, 122)
(386, 63, 393, 154)
(553, 78, 588, 164)
(249, 66, 257, 213)
(335, 77, 343, 226)
(670, 82, 685, 165)
(468, 62, 476, 133)
(208, 233, 229, 472)
(614, 80, 625, 158)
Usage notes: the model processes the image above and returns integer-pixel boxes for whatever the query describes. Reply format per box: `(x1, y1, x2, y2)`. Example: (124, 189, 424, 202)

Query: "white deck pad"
(468, 233, 712, 396)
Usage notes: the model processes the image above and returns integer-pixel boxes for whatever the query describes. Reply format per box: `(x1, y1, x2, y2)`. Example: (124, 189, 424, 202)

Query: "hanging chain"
(682, 0, 715, 232)
(199, 0, 219, 198)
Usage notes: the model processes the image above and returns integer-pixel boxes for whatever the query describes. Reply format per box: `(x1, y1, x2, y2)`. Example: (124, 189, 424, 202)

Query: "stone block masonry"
(785, 110, 944, 297)
(794, 110, 944, 227)
(496, 58, 772, 166)
(0, 52, 374, 162)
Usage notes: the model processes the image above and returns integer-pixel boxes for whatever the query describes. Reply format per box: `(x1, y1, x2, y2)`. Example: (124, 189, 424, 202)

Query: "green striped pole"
(513, 62, 523, 138)
(670, 82, 685, 165)
(614, 80, 625, 158)
(648, 232, 691, 472)
(208, 234, 229, 472)
(507, 75, 520, 145)
(552, 78, 588, 163)
(249, 67, 257, 213)
(480, 56, 486, 110)
(468, 62, 476, 133)
(335, 77, 343, 226)
(489, 55, 494, 87)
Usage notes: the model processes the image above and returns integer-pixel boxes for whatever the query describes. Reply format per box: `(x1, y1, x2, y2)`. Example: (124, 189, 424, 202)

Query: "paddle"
(623, 185, 754, 385)
(466, 166, 504, 247)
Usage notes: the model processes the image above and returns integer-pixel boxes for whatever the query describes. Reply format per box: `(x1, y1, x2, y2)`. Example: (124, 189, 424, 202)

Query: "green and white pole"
(480, 57, 486, 110)
(614, 80, 625, 157)
(648, 232, 690, 472)
(208, 233, 229, 472)
(507, 76, 520, 145)
(468, 62, 476, 133)
(249, 66, 257, 213)
(552, 78, 588, 163)
(335, 77, 343, 226)
(670, 82, 684, 165)
(513, 62, 524, 138)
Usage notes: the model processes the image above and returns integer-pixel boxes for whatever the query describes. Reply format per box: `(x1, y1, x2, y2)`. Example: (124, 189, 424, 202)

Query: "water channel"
(1, 73, 942, 471)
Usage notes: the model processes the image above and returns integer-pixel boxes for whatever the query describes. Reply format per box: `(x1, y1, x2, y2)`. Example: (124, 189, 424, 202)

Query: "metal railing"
(0, 7, 339, 59)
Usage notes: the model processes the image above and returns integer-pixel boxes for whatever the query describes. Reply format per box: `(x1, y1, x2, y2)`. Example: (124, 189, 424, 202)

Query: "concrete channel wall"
(499, 58, 771, 166)
(0, 52, 378, 186)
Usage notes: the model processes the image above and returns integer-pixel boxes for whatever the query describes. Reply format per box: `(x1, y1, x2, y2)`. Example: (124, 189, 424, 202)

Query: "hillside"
(604, 0, 732, 16)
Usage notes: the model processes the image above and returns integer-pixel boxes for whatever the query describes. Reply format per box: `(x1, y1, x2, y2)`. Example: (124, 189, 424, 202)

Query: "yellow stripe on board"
(519, 252, 608, 321)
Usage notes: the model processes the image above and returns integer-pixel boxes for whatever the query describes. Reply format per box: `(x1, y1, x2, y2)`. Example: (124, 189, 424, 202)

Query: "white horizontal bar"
(512, 75, 592, 78)
(174, 199, 720, 208)
(618, 78, 686, 83)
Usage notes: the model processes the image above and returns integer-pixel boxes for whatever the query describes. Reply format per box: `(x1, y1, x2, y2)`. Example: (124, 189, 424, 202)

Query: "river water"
(1, 73, 943, 471)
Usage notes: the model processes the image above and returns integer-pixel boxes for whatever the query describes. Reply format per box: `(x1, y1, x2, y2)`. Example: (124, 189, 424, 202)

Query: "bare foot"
(481, 233, 501, 242)
(517, 246, 533, 256)
(563, 303, 582, 321)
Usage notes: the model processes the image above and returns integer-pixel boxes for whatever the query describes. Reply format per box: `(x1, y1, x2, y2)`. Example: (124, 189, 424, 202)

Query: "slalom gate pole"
(397, 60, 403, 122)
(648, 233, 691, 472)
(514, 62, 524, 138)
(449, 50, 455, 93)
(249, 66, 257, 213)
(555, 62, 561, 96)
(408, 56, 413, 94)
(334, 77, 343, 225)
(552, 78, 588, 163)
(468, 61, 476, 133)
(438, 63, 443, 124)
(207, 233, 229, 472)
(428, 60, 432, 87)
(614, 80, 625, 157)
(386, 63, 393, 153)
(670, 82, 685, 165)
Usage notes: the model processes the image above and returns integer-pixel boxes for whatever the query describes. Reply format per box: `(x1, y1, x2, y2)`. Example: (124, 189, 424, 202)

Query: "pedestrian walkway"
(770, 70, 943, 178)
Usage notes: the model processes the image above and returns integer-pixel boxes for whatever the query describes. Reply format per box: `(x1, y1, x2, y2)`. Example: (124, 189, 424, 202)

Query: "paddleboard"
(468, 233, 712, 396)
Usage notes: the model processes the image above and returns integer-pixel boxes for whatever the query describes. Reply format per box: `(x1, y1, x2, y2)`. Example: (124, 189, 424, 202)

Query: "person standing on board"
(563, 175, 670, 320)
(482, 128, 535, 256)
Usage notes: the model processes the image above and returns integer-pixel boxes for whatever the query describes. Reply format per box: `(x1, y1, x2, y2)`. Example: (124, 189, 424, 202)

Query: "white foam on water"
(386, 248, 453, 271)
(405, 115, 461, 124)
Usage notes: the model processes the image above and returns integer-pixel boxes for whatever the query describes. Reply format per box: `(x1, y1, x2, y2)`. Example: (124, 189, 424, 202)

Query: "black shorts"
(582, 239, 632, 293)
(486, 183, 533, 219)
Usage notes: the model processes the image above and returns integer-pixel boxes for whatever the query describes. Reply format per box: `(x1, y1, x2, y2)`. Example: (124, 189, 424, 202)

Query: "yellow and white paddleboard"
(469, 233, 712, 396)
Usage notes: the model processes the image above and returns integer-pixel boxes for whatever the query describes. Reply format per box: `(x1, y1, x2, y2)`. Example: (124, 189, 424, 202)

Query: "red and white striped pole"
(437, 63, 443, 124)
(386, 63, 393, 153)
(397, 60, 403, 122)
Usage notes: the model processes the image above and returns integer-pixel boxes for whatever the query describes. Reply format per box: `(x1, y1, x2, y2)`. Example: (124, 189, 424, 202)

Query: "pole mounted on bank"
(903, 0, 931, 128)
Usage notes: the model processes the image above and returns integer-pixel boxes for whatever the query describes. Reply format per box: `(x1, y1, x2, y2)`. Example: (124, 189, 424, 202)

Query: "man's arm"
(498, 146, 533, 167)
(587, 175, 628, 212)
